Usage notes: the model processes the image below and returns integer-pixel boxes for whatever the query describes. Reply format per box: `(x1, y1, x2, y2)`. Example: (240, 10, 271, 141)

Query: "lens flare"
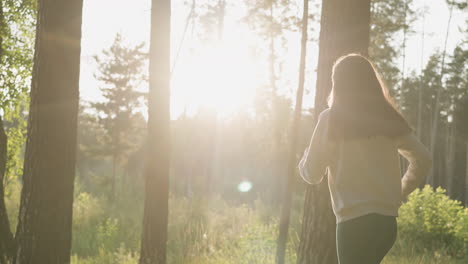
(237, 181, 253, 193)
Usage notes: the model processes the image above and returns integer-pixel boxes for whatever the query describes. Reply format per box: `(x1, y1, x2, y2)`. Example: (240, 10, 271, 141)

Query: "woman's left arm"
(298, 110, 330, 184)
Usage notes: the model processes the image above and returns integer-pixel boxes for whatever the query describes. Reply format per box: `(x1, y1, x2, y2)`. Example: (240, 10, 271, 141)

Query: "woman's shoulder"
(318, 108, 331, 120)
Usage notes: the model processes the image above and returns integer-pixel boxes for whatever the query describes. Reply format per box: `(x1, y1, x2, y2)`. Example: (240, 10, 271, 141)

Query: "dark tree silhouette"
(13, 0, 83, 262)
(0, 118, 13, 263)
(139, 0, 171, 263)
(297, 1, 371, 263)
(276, 0, 309, 263)
(0, 2, 15, 261)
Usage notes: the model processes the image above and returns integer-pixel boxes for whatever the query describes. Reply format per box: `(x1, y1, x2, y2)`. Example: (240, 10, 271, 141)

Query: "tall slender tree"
(139, 0, 171, 263)
(297, 1, 371, 263)
(0, 121, 13, 263)
(0, 2, 14, 261)
(276, 0, 309, 263)
(243, 0, 299, 204)
(0, 0, 35, 260)
(428, 1, 455, 185)
(13, 0, 83, 262)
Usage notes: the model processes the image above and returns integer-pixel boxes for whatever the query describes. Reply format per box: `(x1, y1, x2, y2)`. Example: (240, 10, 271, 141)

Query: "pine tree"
(91, 34, 147, 200)
(243, 0, 300, 204)
(369, 0, 417, 91)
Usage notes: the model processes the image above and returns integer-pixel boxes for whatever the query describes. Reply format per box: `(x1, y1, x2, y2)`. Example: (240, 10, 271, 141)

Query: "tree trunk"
(267, 0, 283, 205)
(139, 0, 171, 263)
(276, 0, 309, 263)
(428, 3, 454, 185)
(445, 120, 456, 196)
(0, 116, 14, 263)
(111, 154, 117, 201)
(416, 4, 426, 141)
(217, 0, 225, 40)
(14, 0, 83, 262)
(465, 142, 468, 206)
(0, 2, 15, 262)
(297, 1, 371, 263)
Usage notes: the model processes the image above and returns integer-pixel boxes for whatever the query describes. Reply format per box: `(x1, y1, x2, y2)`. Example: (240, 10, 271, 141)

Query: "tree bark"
(465, 142, 468, 206)
(139, 0, 171, 263)
(416, 1, 426, 141)
(297, 1, 371, 263)
(111, 154, 117, 201)
(428, 3, 454, 186)
(0, 2, 15, 262)
(276, 0, 309, 263)
(13, 0, 83, 263)
(0, 116, 14, 264)
(445, 120, 455, 196)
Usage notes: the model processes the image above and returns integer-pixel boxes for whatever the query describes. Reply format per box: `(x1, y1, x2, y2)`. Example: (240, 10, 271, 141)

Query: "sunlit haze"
(80, 0, 466, 119)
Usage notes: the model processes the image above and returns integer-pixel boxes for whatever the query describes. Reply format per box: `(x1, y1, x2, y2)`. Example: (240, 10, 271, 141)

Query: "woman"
(298, 54, 432, 264)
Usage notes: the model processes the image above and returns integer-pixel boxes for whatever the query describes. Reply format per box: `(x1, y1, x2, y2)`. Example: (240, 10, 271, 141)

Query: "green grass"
(5, 181, 466, 264)
(69, 194, 466, 264)
(382, 254, 466, 264)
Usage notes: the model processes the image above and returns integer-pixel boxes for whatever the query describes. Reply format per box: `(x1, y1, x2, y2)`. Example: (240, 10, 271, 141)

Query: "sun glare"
(171, 39, 262, 118)
(237, 180, 253, 193)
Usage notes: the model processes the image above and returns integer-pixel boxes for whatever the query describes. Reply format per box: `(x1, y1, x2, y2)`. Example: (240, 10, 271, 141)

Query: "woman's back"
(298, 53, 432, 264)
(298, 109, 432, 223)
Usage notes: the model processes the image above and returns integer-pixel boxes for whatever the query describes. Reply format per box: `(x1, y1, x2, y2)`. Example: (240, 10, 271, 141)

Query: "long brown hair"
(327, 53, 411, 140)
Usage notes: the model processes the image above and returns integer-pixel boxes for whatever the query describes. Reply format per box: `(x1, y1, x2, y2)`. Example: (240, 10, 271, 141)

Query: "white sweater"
(298, 109, 432, 223)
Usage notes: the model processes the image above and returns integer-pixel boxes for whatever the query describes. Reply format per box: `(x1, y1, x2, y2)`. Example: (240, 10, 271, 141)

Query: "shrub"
(72, 192, 104, 256)
(71, 246, 138, 264)
(397, 185, 467, 258)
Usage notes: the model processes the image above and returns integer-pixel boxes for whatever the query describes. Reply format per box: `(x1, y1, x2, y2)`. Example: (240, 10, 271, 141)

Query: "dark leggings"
(336, 213, 397, 264)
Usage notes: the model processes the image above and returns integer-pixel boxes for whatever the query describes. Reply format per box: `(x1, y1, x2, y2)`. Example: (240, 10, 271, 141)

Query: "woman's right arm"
(397, 133, 433, 200)
(297, 110, 330, 185)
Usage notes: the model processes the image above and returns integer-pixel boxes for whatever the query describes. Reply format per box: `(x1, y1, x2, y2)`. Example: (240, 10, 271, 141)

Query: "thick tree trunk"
(139, 0, 171, 263)
(297, 1, 371, 263)
(276, 0, 309, 263)
(13, 0, 83, 263)
(0, 116, 14, 263)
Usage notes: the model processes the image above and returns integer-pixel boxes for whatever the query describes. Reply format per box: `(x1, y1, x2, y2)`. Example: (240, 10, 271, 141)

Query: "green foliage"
(71, 247, 138, 264)
(91, 33, 147, 160)
(4, 178, 20, 232)
(0, 0, 35, 108)
(3, 183, 462, 264)
(243, 0, 299, 38)
(383, 254, 467, 264)
(0, 0, 35, 189)
(449, 45, 468, 138)
(399, 53, 442, 130)
(96, 218, 120, 253)
(369, 0, 417, 89)
(71, 187, 143, 259)
(68, 190, 299, 264)
(397, 185, 468, 258)
(72, 192, 105, 256)
(2, 101, 27, 190)
(82, 34, 148, 199)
